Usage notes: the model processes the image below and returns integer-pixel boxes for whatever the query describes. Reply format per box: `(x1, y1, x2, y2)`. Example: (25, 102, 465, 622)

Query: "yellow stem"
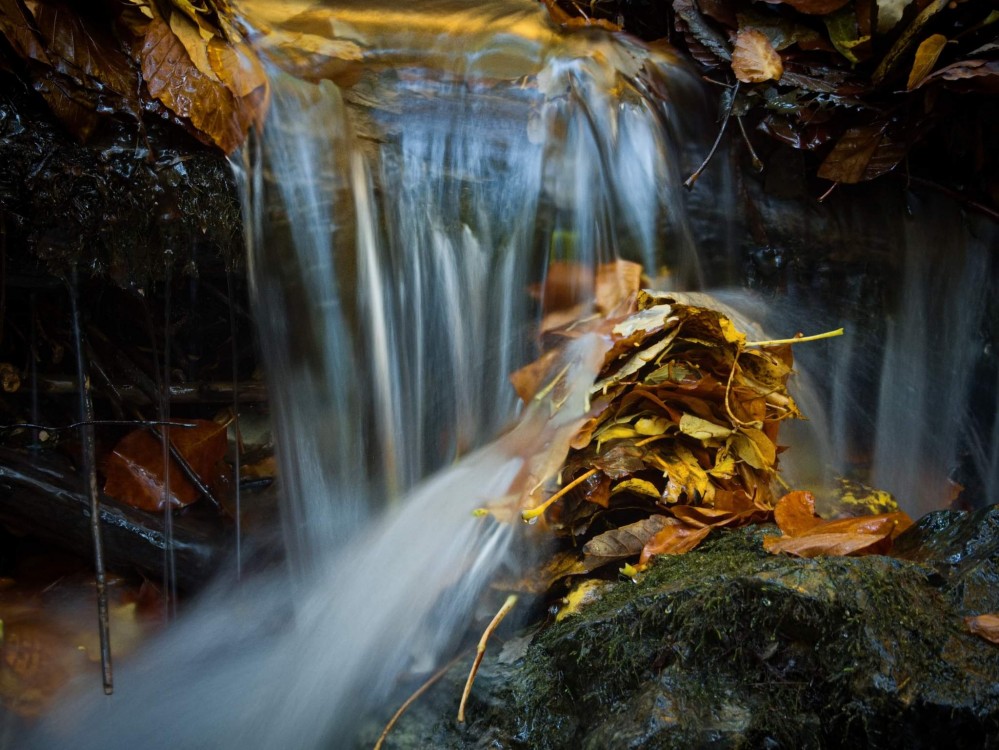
(745, 328, 844, 347)
(521, 468, 599, 521)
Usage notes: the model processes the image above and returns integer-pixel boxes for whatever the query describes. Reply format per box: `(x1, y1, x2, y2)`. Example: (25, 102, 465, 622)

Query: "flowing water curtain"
(239, 0, 718, 574)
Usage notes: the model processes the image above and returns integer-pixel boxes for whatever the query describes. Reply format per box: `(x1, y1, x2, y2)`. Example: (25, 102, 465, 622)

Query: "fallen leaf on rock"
(965, 613, 999, 645)
(582, 515, 671, 570)
(104, 419, 227, 511)
(764, 490, 913, 558)
(638, 517, 712, 565)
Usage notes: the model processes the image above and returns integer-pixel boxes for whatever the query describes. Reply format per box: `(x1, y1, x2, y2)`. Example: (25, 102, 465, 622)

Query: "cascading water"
(25, 2, 729, 747)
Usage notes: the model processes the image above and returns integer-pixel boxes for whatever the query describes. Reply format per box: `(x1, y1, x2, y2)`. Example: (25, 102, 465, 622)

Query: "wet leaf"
(765, 491, 913, 558)
(582, 515, 671, 570)
(122, 8, 262, 153)
(817, 122, 905, 184)
(965, 614, 999, 645)
(611, 477, 661, 499)
(104, 419, 227, 511)
(824, 6, 871, 64)
(638, 517, 712, 565)
(773, 491, 822, 536)
(732, 29, 784, 84)
(907, 34, 947, 90)
(926, 59, 999, 94)
(672, 0, 732, 63)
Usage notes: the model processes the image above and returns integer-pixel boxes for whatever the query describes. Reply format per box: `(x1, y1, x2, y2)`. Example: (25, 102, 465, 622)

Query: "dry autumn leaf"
(638, 516, 712, 565)
(103, 419, 227, 511)
(732, 28, 784, 83)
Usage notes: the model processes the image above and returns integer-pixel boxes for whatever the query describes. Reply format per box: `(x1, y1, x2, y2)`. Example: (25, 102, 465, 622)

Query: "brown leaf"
(764, 525, 895, 557)
(27, 2, 138, 100)
(965, 614, 999, 645)
(671, 502, 772, 529)
(817, 122, 906, 184)
(123, 10, 257, 153)
(638, 517, 712, 565)
(732, 29, 784, 84)
(926, 59, 999, 94)
(104, 419, 227, 511)
(582, 515, 672, 570)
(907, 33, 947, 90)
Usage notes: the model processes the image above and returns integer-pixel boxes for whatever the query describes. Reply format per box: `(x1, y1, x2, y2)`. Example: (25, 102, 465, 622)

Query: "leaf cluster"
(0, 0, 267, 153)
(548, 0, 998, 207)
(511, 263, 805, 589)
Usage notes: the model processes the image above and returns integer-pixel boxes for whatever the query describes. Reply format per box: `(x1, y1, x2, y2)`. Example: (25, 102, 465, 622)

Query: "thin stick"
(68, 268, 113, 695)
(227, 269, 243, 578)
(735, 116, 763, 172)
(684, 81, 739, 190)
(373, 653, 465, 750)
(457, 595, 518, 723)
(2, 420, 197, 433)
(745, 328, 844, 347)
(521, 468, 599, 521)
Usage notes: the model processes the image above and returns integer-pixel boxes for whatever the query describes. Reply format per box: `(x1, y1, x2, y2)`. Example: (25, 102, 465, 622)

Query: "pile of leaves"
(547, 0, 998, 211)
(0, 0, 267, 153)
(507, 262, 912, 592)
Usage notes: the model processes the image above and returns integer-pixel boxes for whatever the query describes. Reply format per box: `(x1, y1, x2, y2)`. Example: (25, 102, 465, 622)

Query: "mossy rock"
(370, 509, 999, 749)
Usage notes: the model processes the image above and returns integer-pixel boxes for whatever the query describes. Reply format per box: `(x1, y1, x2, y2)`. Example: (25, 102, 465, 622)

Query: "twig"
(906, 175, 999, 223)
(521, 468, 599, 521)
(817, 182, 838, 203)
(227, 269, 243, 578)
(374, 653, 465, 750)
(28, 376, 267, 403)
(745, 328, 844, 347)
(735, 116, 763, 172)
(68, 268, 113, 695)
(1, 420, 198, 433)
(684, 81, 739, 190)
(457, 595, 518, 723)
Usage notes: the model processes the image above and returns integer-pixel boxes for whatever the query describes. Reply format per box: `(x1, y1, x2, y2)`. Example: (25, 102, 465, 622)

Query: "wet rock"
(374, 514, 999, 749)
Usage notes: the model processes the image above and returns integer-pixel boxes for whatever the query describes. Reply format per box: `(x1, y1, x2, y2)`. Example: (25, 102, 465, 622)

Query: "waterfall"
(29, 3, 725, 747)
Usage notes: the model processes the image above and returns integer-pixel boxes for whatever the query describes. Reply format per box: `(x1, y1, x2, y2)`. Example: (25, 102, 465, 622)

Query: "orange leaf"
(773, 490, 822, 536)
(104, 419, 227, 511)
(965, 614, 999, 645)
(732, 29, 784, 83)
(671, 502, 772, 529)
(638, 517, 712, 565)
(765, 494, 913, 558)
(595, 260, 643, 315)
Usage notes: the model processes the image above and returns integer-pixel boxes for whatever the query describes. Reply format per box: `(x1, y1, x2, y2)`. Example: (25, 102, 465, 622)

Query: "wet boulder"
(373, 509, 999, 749)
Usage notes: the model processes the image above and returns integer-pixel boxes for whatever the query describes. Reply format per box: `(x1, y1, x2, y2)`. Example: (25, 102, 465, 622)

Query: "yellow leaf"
(678, 414, 732, 441)
(169, 10, 221, 83)
(907, 34, 947, 90)
(731, 28, 784, 84)
(611, 478, 662, 499)
(635, 415, 671, 436)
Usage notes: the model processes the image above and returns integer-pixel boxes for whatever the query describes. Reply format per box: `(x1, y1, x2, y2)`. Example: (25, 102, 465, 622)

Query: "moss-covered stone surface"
(371, 507, 999, 749)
